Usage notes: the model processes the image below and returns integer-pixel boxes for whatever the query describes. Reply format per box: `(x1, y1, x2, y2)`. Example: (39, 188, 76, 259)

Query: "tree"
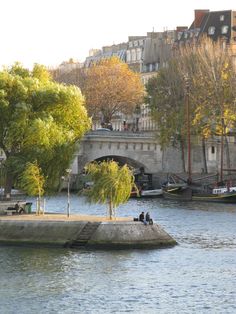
(85, 160, 137, 220)
(18, 161, 45, 214)
(147, 37, 236, 175)
(0, 63, 91, 195)
(145, 59, 187, 172)
(180, 37, 236, 174)
(79, 57, 144, 126)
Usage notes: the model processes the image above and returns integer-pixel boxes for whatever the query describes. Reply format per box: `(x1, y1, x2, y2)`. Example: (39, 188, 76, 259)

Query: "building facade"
(52, 9, 236, 132)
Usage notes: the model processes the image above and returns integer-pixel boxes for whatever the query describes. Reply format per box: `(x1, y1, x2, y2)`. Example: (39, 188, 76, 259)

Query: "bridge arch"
(75, 131, 164, 174)
(86, 155, 145, 171)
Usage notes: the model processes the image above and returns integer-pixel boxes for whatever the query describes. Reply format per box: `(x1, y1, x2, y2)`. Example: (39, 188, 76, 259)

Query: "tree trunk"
(108, 200, 113, 220)
(201, 137, 208, 174)
(4, 170, 14, 197)
(224, 135, 231, 175)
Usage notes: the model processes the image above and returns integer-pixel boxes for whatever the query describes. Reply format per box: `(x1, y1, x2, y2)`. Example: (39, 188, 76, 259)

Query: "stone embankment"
(0, 214, 177, 249)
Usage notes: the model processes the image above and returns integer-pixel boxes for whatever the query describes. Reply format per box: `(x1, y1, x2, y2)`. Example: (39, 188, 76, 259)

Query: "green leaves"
(146, 61, 185, 149)
(18, 161, 45, 197)
(0, 63, 91, 193)
(85, 161, 136, 219)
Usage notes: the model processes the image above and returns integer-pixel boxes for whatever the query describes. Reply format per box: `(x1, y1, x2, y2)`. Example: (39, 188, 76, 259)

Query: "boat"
(162, 81, 236, 203)
(140, 188, 163, 198)
(130, 186, 163, 198)
(131, 168, 163, 198)
(163, 181, 236, 203)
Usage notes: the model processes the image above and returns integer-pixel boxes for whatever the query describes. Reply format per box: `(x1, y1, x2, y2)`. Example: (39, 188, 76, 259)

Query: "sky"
(0, 0, 235, 69)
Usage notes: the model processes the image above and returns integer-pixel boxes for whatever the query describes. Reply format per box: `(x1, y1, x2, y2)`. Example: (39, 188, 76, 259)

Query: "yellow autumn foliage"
(79, 57, 144, 124)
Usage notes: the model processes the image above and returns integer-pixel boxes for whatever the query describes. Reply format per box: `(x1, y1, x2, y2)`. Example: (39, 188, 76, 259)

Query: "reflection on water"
(0, 194, 236, 313)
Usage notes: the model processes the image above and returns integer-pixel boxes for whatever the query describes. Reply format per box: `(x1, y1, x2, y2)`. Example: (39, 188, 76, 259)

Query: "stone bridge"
(74, 130, 165, 174)
(72, 130, 186, 174)
(71, 130, 234, 179)
(67, 130, 236, 192)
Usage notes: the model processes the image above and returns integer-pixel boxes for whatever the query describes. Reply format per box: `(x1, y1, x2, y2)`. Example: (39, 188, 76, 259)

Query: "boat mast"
(185, 77, 191, 183)
(220, 117, 224, 183)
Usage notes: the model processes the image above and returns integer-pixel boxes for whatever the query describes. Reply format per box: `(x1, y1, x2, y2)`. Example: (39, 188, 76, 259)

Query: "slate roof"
(176, 10, 235, 44)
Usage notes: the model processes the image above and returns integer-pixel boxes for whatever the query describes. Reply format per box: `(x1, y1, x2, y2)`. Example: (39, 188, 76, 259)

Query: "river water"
(0, 195, 235, 314)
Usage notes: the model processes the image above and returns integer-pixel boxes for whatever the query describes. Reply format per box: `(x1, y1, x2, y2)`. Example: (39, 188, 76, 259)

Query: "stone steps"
(70, 222, 101, 248)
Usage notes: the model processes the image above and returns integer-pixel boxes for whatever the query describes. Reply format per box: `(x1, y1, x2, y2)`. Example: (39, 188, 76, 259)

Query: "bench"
(4, 206, 25, 215)
(5, 208, 17, 215)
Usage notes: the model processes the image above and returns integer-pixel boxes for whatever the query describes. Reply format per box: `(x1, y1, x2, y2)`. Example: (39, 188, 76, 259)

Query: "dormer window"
(208, 26, 215, 35)
(139, 40, 144, 46)
(221, 25, 229, 34)
(220, 15, 225, 21)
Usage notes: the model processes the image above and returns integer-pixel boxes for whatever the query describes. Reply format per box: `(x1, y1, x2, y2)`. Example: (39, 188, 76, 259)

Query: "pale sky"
(0, 0, 235, 69)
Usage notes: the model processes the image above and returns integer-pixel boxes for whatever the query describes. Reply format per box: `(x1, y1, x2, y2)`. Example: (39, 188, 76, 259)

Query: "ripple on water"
(0, 195, 236, 313)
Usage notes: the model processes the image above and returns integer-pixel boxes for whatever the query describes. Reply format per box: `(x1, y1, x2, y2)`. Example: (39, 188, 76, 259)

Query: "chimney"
(176, 26, 188, 32)
(194, 10, 209, 28)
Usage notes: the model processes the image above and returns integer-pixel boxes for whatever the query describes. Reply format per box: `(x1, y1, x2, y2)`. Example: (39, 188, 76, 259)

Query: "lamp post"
(66, 168, 72, 217)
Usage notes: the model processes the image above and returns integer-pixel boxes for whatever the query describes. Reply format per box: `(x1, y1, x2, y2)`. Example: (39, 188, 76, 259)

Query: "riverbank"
(0, 213, 177, 249)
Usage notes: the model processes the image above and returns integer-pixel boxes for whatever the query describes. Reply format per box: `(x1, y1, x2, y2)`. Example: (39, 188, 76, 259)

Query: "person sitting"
(145, 212, 153, 225)
(139, 211, 148, 225)
(145, 212, 150, 222)
(15, 202, 20, 213)
(139, 211, 145, 222)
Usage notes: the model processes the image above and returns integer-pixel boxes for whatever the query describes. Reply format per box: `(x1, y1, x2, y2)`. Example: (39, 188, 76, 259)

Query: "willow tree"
(146, 59, 186, 172)
(0, 63, 91, 195)
(85, 160, 136, 220)
(79, 57, 144, 127)
(18, 161, 45, 214)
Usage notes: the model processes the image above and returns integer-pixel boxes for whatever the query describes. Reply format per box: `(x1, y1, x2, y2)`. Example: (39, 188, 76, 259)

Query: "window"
(134, 40, 138, 47)
(129, 42, 133, 48)
(221, 25, 229, 34)
(211, 146, 215, 154)
(126, 50, 131, 62)
(136, 48, 141, 61)
(208, 26, 215, 35)
(131, 49, 136, 61)
(139, 39, 144, 46)
(220, 15, 225, 21)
